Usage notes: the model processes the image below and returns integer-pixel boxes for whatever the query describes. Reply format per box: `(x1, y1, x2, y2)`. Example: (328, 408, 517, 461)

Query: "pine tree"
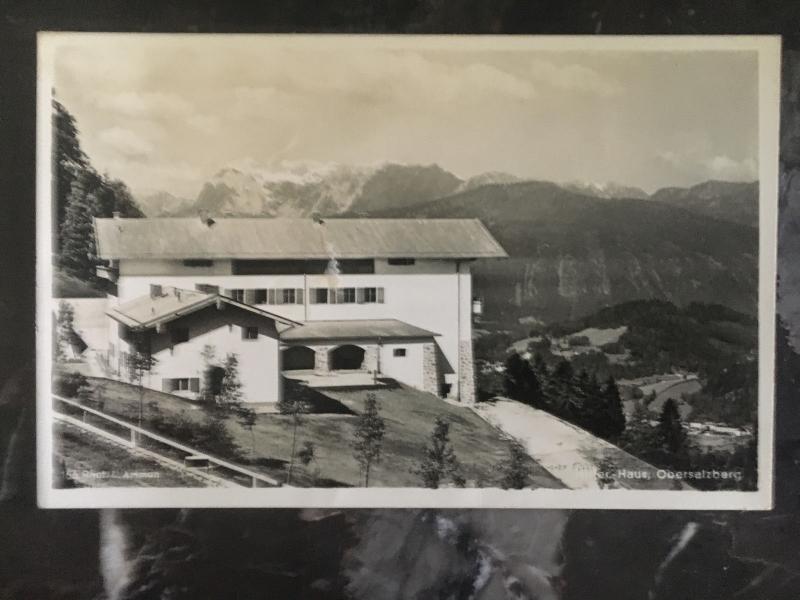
(95, 177, 144, 218)
(55, 300, 75, 361)
(278, 393, 310, 484)
(59, 172, 101, 281)
(658, 398, 686, 454)
(414, 417, 465, 488)
(127, 337, 157, 444)
(600, 375, 626, 440)
(52, 99, 88, 234)
(532, 352, 549, 378)
(500, 439, 532, 489)
(351, 393, 386, 487)
(503, 352, 543, 407)
(576, 371, 602, 433)
(220, 353, 243, 406)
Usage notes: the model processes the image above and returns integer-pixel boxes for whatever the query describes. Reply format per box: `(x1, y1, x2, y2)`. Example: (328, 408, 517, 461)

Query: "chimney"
(112, 211, 121, 219)
(150, 284, 162, 298)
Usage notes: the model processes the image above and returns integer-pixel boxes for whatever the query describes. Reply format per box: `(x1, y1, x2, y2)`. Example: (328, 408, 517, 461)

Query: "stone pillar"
(363, 345, 379, 372)
(422, 342, 440, 395)
(458, 339, 476, 404)
(314, 345, 331, 372)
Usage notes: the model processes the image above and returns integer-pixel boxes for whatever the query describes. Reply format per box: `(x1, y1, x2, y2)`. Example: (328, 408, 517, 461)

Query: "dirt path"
(473, 398, 685, 490)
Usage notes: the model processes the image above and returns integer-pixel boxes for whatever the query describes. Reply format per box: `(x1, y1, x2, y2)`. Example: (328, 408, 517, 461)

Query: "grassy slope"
(53, 421, 204, 487)
(84, 377, 562, 489)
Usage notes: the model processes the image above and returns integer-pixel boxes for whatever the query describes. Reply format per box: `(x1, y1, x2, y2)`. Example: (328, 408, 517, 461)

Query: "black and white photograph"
(36, 34, 779, 509)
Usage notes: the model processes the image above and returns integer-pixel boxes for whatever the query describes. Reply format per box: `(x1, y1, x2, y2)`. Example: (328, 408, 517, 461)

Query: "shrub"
(53, 371, 89, 398)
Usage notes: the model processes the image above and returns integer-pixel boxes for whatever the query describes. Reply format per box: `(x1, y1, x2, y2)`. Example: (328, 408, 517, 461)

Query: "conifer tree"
(500, 439, 532, 489)
(59, 173, 101, 281)
(351, 393, 386, 487)
(658, 398, 686, 454)
(220, 353, 243, 406)
(601, 375, 626, 440)
(52, 99, 88, 232)
(278, 393, 310, 484)
(503, 352, 543, 407)
(414, 417, 465, 488)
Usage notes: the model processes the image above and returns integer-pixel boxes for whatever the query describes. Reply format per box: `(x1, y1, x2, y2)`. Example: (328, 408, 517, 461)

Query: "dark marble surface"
(2, 3, 800, 599)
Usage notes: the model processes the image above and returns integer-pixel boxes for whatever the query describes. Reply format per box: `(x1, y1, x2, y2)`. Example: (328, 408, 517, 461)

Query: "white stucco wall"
(378, 342, 426, 390)
(110, 306, 281, 404)
(113, 258, 475, 400)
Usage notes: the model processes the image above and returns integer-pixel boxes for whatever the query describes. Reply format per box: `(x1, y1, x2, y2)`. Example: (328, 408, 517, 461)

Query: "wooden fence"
(53, 394, 280, 488)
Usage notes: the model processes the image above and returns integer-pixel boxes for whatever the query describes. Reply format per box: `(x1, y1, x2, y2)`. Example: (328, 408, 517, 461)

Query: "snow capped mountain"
(560, 180, 650, 200)
(140, 161, 464, 218)
(455, 171, 523, 193)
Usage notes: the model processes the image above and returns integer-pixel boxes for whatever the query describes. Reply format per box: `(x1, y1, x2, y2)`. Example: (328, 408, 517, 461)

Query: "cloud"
(94, 91, 193, 118)
(706, 155, 758, 180)
(186, 114, 220, 134)
(97, 127, 154, 160)
(529, 60, 622, 96)
(657, 147, 757, 182)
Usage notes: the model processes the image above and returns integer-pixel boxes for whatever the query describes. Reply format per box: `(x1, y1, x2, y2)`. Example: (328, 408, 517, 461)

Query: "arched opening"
(329, 344, 365, 370)
(282, 346, 316, 371)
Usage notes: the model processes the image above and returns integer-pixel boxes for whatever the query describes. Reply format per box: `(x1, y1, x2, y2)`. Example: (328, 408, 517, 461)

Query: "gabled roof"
(281, 319, 439, 342)
(107, 287, 299, 331)
(94, 217, 508, 260)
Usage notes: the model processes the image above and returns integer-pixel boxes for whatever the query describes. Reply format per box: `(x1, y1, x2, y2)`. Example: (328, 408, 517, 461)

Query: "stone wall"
(458, 339, 476, 404)
(313, 345, 332, 371)
(422, 342, 440, 395)
(364, 345, 379, 373)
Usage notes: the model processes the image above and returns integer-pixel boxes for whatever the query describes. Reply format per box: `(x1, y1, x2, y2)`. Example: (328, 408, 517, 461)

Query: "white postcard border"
(36, 33, 781, 510)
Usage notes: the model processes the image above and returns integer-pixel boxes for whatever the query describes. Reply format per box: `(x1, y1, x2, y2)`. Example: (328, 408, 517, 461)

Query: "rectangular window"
(393, 348, 407, 357)
(282, 288, 296, 304)
(341, 287, 356, 303)
(167, 378, 200, 393)
(253, 289, 267, 304)
(242, 326, 259, 340)
(183, 259, 214, 267)
(228, 289, 245, 303)
(313, 288, 328, 304)
(170, 328, 189, 344)
(362, 287, 377, 303)
(388, 258, 415, 266)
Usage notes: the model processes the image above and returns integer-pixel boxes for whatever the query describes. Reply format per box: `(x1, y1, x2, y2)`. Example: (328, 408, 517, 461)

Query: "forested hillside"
(52, 100, 143, 294)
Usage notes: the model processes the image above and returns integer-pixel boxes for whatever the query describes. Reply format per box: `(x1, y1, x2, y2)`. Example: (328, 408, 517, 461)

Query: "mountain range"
(135, 162, 758, 324)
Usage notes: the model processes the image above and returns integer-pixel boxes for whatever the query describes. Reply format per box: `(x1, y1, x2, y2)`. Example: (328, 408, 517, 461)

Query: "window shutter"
(224, 289, 234, 298)
(296, 288, 304, 305)
(244, 289, 256, 305)
(377, 287, 385, 303)
(357, 288, 365, 304)
(276, 289, 284, 305)
(190, 378, 200, 393)
(330, 288, 337, 304)
(162, 378, 171, 392)
(267, 289, 275, 304)
(309, 288, 318, 304)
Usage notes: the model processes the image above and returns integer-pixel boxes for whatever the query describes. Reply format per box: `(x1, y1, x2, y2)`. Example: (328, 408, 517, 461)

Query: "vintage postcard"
(37, 34, 779, 509)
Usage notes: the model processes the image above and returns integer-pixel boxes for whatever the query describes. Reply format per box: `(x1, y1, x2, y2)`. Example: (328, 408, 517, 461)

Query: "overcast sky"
(49, 36, 760, 199)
